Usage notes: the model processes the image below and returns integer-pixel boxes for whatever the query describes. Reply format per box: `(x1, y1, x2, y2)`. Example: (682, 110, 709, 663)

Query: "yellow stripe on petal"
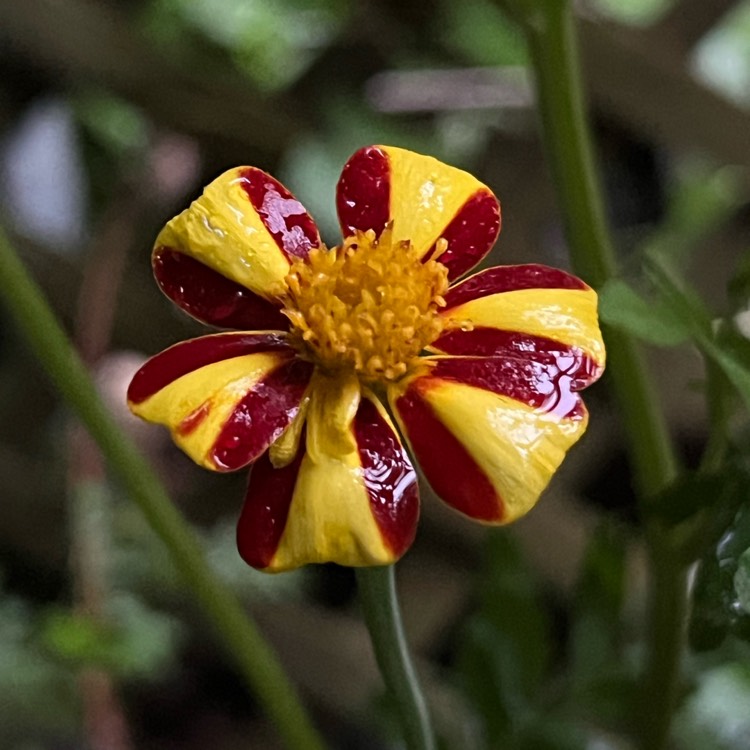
(446, 287, 605, 365)
(130, 352, 288, 470)
(156, 167, 320, 300)
(267, 375, 393, 571)
(422, 379, 588, 523)
(381, 145, 492, 257)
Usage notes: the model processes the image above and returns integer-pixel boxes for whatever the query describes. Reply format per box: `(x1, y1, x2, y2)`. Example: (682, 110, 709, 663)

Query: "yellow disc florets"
(282, 224, 450, 383)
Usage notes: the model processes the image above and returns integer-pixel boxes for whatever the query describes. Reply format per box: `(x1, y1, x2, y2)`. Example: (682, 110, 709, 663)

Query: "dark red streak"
(177, 402, 211, 436)
(396, 385, 503, 522)
(431, 328, 603, 391)
(153, 248, 289, 331)
(429, 355, 587, 420)
(211, 359, 314, 471)
(238, 168, 319, 261)
(128, 331, 294, 404)
(237, 439, 304, 569)
(353, 398, 419, 557)
(336, 146, 391, 238)
(444, 264, 590, 310)
(428, 189, 501, 281)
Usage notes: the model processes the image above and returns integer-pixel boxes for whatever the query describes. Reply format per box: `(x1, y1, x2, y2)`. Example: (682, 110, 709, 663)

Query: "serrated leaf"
(598, 278, 690, 346)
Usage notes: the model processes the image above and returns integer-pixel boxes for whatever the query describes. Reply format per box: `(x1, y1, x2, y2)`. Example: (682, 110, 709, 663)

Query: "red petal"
(427, 355, 586, 420)
(211, 358, 314, 471)
(153, 248, 289, 331)
(394, 383, 503, 522)
(354, 397, 419, 557)
(431, 329, 602, 391)
(428, 189, 501, 281)
(127, 332, 293, 405)
(238, 442, 304, 569)
(238, 167, 320, 262)
(336, 146, 391, 239)
(444, 264, 589, 310)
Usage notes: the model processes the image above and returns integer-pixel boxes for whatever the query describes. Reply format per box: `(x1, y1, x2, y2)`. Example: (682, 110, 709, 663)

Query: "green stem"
(516, 0, 677, 497)
(498, 2, 683, 748)
(356, 566, 436, 750)
(0, 226, 326, 750)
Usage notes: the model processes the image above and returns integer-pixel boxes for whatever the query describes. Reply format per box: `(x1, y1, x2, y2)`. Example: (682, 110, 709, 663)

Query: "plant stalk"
(0, 226, 326, 750)
(499, 2, 684, 748)
(356, 566, 436, 750)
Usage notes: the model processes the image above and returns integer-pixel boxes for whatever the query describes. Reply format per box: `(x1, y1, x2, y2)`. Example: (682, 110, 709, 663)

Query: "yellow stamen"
(282, 224, 449, 383)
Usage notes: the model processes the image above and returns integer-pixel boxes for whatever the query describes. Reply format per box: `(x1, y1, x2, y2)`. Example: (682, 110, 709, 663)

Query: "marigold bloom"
(127, 146, 605, 572)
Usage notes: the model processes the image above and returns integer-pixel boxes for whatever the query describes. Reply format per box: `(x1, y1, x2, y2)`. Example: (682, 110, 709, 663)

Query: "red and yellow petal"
(154, 167, 322, 320)
(432, 264, 605, 385)
(127, 332, 313, 472)
(152, 249, 289, 330)
(237, 373, 419, 571)
(388, 356, 590, 524)
(337, 145, 501, 280)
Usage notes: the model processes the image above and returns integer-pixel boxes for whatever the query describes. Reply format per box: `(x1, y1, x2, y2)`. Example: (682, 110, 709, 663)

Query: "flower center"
(282, 224, 450, 383)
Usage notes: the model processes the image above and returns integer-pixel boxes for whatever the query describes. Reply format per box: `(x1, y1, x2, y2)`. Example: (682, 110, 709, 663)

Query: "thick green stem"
(0, 227, 326, 750)
(356, 566, 436, 750)
(499, 2, 683, 748)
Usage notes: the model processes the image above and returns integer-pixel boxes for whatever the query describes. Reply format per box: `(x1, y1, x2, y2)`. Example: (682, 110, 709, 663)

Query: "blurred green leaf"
(598, 278, 691, 346)
(649, 470, 748, 530)
(567, 523, 640, 728)
(457, 531, 551, 745)
(650, 162, 744, 259)
(437, 0, 528, 66)
(570, 523, 626, 689)
(643, 256, 750, 413)
(517, 718, 585, 750)
(41, 594, 181, 679)
(74, 91, 149, 159)
(148, 0, 351, 91)
(589, 0, 673, 26)
(673, 661, 750, 750)
(691, 504, 750, 651)
(0, 588, 78, 744)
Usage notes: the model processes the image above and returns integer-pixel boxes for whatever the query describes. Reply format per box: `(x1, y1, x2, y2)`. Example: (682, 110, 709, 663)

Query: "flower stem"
(0, 226, 326, 750)
(356, 566, 436, 750)
(499, 2, 683, 748)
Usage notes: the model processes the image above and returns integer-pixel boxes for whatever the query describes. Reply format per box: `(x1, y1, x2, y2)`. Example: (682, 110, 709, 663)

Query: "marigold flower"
(127, 146, 605, 572)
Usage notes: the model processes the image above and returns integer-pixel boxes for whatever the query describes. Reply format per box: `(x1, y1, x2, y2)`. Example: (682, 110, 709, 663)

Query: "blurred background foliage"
(1, 0, 750, 748)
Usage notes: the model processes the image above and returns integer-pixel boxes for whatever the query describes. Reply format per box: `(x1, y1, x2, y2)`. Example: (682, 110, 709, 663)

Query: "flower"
(127, 145, 605, 572)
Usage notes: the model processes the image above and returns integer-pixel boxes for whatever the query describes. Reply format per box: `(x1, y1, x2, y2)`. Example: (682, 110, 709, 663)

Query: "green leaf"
(41, 594, 182, 679)
(646, 257, 750, 412)
(648, 470, 748, 529)
(598, 278, 691, 346)
(690, 503, 750, 650)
